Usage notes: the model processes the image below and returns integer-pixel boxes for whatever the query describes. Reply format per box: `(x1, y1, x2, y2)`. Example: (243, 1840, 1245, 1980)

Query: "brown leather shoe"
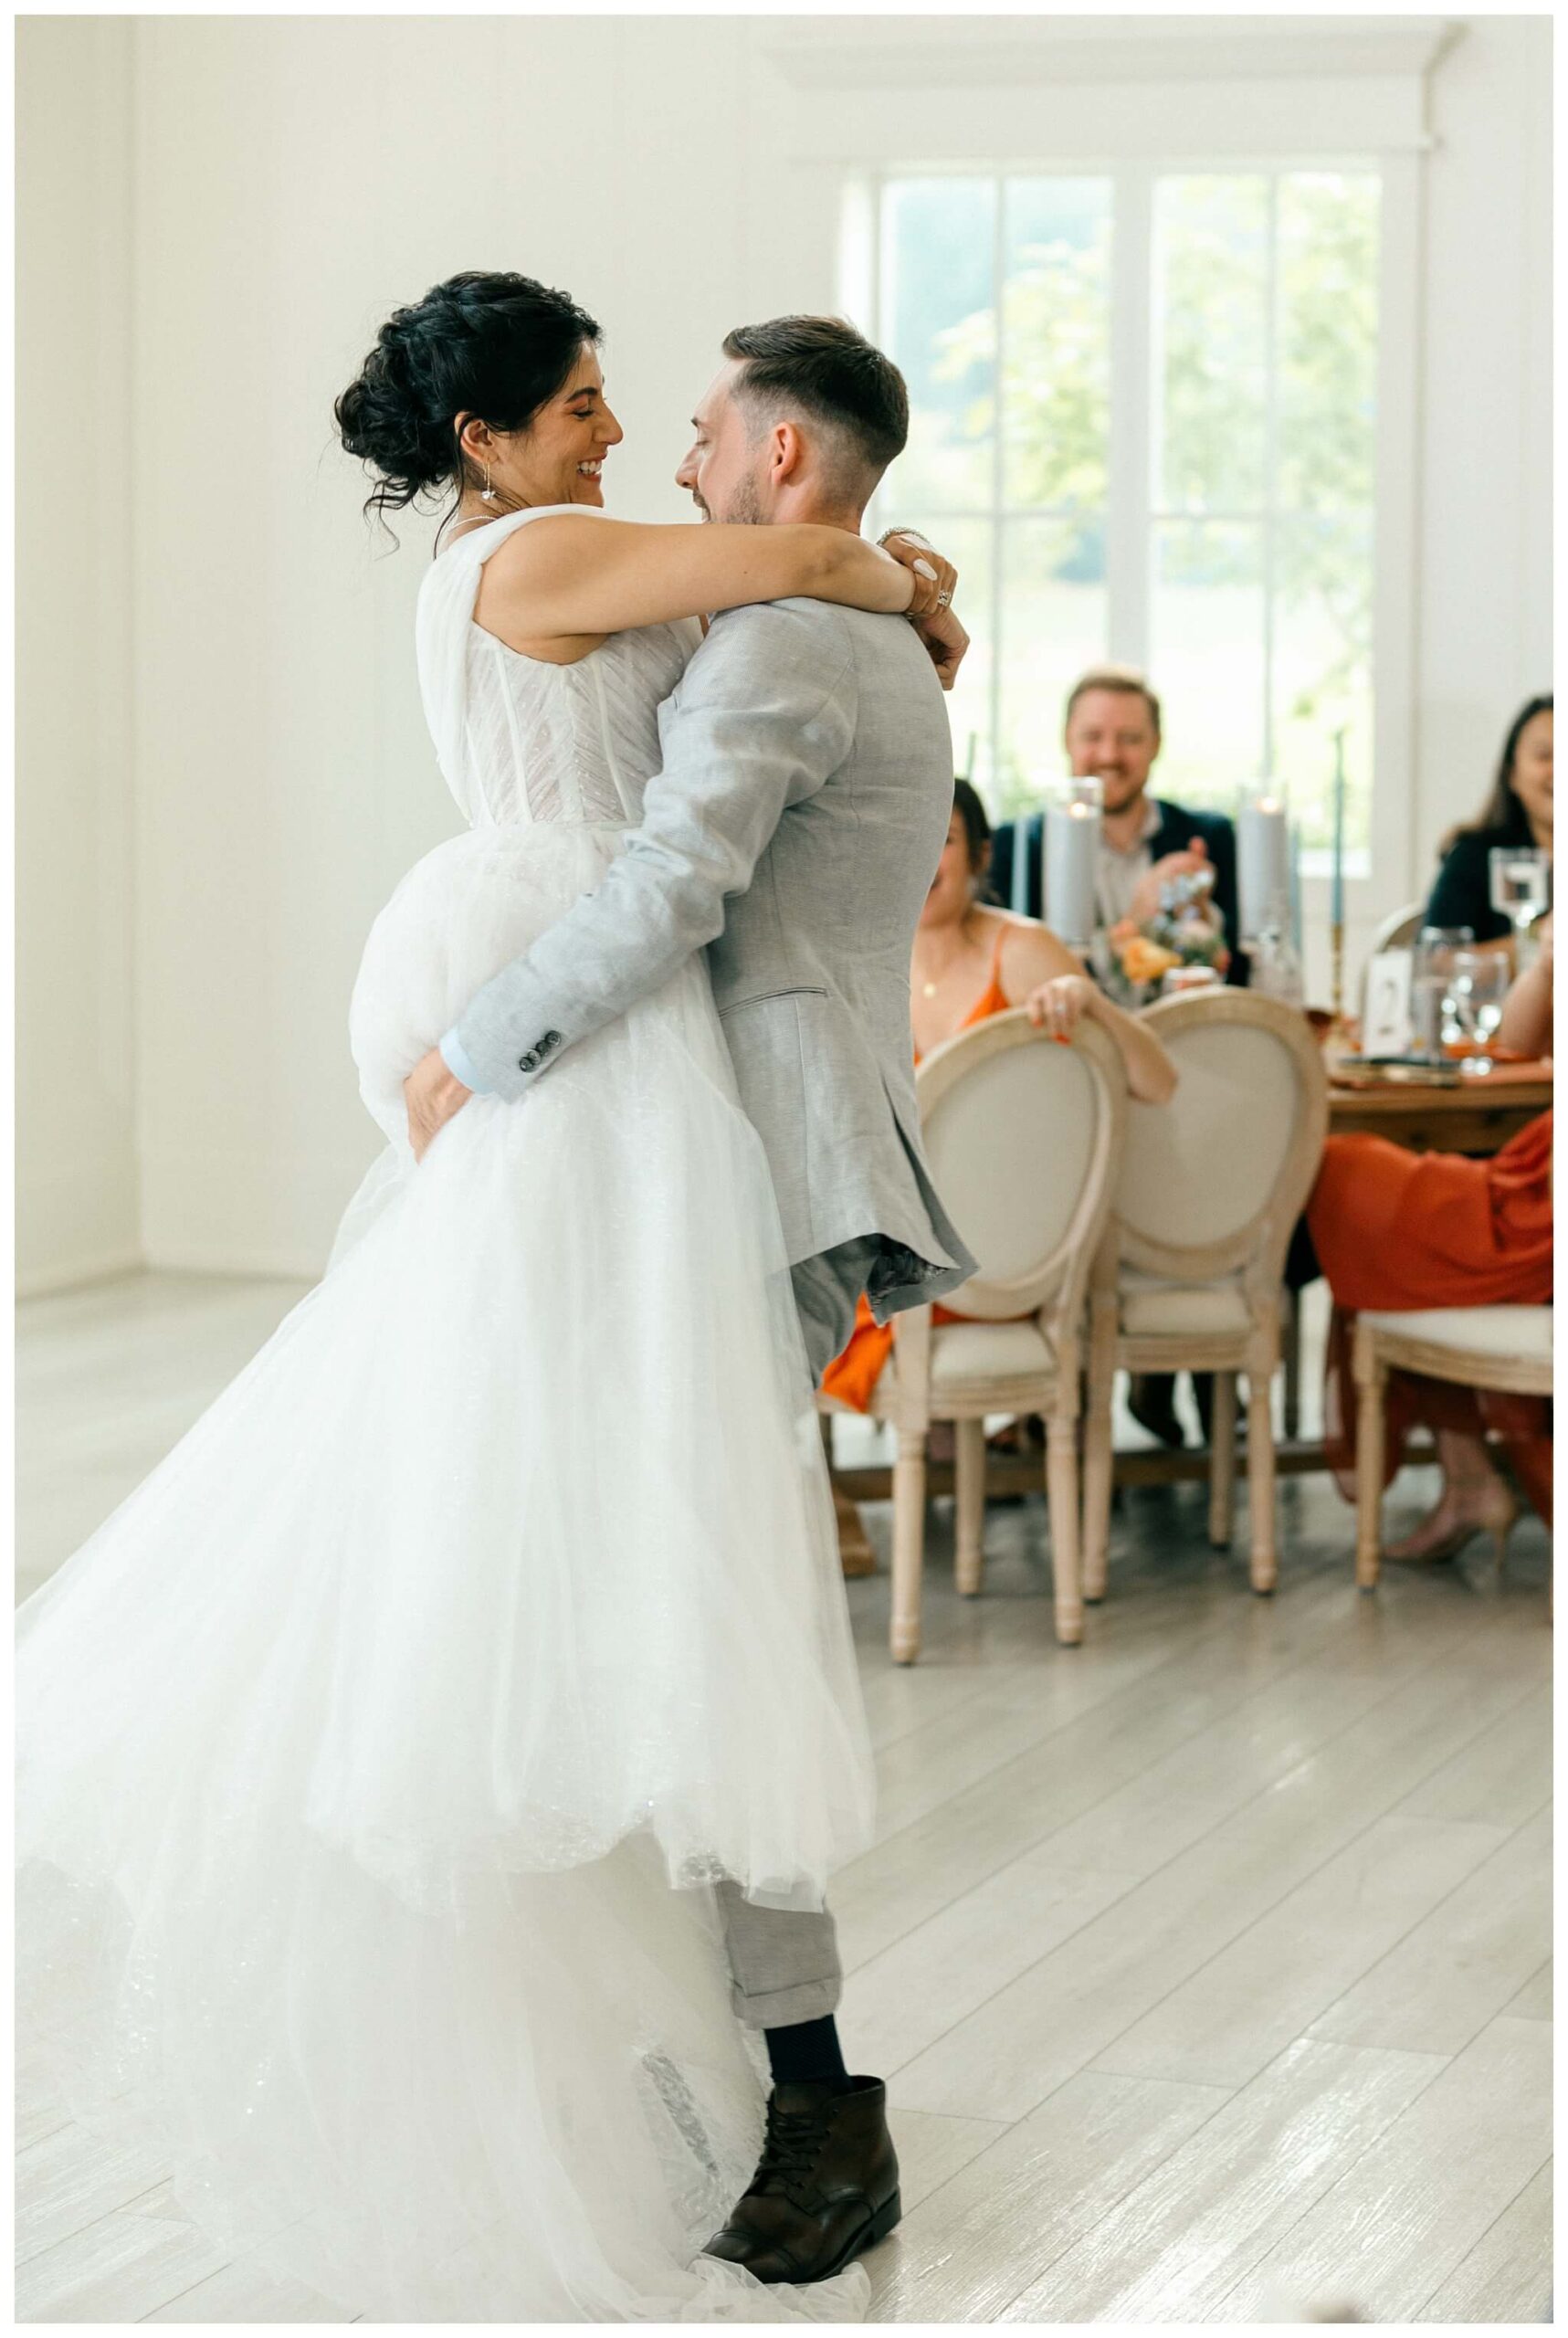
(703, 2078, 900, 2285)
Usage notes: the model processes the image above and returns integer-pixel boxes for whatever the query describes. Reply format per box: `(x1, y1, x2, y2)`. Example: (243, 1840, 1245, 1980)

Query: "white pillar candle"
(1237, 786, 1290, 939)
(1045, 777, 1103, 951)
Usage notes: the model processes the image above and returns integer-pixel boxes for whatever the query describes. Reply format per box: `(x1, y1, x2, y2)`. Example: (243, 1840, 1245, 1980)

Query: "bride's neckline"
(437, 502, 607, 561)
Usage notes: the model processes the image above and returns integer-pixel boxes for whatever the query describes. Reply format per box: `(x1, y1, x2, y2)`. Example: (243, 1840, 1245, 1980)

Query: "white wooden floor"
(16, 1272, 1553, 2324)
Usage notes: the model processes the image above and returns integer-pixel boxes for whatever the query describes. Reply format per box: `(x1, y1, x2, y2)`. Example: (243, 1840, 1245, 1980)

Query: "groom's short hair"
(721, 316, 909, 499)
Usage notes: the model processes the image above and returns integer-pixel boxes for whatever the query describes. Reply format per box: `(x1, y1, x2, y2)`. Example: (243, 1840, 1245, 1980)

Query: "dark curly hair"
(335, 270, 601, 532)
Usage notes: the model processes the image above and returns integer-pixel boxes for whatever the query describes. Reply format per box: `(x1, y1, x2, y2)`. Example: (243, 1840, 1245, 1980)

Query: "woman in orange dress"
(1307, 925, 1552, 1558)
(825, 783, 1177, 1562)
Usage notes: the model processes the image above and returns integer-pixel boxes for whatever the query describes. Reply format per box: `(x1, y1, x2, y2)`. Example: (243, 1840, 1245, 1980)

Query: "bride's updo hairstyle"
(335, 270, 602, 528)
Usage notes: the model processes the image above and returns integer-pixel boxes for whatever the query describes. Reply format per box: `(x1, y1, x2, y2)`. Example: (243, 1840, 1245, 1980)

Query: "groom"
(404, 315, 974, 2282)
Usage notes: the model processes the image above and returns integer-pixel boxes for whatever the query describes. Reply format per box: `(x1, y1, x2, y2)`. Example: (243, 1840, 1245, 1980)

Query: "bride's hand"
(405, 1045, 472, 1162)
(880, 529, 957, 622)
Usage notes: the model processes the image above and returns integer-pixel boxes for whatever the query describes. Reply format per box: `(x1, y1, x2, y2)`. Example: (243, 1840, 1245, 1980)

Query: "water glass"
(1410, 926, 1474, 1060)
(1448, 951, 1511, 1050)
(1488, 847, 1551, 967)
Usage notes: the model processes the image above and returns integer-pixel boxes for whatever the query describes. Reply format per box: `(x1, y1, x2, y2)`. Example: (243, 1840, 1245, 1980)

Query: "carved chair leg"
(1354, 1342, 1387, 1593)
(1245, 1351, 1279, 1596)
(890, 1424, 928, 1664)
(1047, 1411, 1084, 1647)
(954, 1416, 986, 1596)
(1080, 1306, 1118, 1605)
(1208, 1370, 1237, 1549)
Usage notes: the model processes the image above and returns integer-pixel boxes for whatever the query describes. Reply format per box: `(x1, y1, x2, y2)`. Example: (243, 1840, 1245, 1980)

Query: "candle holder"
(1044, 774, 1103, 957)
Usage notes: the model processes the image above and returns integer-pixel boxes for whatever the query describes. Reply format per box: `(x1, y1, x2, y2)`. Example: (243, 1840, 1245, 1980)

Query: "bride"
(16, 271, 955, 2322)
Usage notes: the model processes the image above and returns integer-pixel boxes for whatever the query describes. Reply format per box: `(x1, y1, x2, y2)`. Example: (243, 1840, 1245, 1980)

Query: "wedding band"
(936, 587, 952, 608)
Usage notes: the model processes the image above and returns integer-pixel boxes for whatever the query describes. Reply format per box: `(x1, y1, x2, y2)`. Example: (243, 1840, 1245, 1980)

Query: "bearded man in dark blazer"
(991, 666, 1247, 1451)
(989, 665, 1247, 985)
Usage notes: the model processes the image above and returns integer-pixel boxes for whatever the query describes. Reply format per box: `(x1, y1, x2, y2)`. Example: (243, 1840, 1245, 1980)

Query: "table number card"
(1362, 951, 1414, 1055)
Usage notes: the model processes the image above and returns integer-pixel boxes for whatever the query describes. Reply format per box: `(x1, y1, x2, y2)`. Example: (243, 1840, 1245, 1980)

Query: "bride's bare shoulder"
(483, 508, 617, 582)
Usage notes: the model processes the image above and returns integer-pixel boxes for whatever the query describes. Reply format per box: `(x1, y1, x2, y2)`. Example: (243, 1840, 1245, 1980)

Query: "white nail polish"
(913, 559, 937, 579)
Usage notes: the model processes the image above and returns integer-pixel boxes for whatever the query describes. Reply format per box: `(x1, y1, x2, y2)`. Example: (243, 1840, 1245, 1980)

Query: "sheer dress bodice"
(458, 618, 698, 830)
(415, 504, 699, 831)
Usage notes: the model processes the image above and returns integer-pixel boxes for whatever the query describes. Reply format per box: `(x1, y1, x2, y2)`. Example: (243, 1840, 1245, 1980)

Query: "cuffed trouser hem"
(713, 1881, 844, 2029)
(729, 1973, 843, 2028)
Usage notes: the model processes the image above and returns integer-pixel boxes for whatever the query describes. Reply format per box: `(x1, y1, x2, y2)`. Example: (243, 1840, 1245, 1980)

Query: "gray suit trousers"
(711, 1241, 882, 2027)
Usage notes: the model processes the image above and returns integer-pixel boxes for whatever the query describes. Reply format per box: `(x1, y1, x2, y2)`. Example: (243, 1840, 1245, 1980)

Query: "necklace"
(918, 911, 983, 999)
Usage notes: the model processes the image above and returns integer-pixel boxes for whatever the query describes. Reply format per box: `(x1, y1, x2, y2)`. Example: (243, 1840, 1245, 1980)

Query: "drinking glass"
(1488, 847, 1552, 969)
(1448, 951, 1511, 1050)
(1410, 926, 1474, 1060)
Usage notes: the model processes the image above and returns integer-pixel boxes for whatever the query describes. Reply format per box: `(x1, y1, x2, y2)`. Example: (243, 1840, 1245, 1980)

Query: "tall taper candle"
(1330, 729, 1348, 1022)
(1330, 731, 1347, 932)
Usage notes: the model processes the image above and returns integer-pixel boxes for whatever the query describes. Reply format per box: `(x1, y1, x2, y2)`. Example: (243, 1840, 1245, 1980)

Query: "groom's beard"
(693, 476, 764, 527)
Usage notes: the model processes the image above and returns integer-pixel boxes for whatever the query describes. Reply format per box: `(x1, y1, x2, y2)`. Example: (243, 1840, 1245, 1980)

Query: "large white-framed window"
(865, 163, 1382, 862)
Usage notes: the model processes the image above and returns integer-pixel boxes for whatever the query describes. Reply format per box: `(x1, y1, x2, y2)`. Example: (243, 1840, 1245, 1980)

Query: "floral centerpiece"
(1100, 866, 1231, 1006)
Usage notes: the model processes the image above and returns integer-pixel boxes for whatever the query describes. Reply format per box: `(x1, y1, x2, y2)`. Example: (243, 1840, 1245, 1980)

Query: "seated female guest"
(1307, 923, 1552, 1559)
(1425, 694, 1552, 944)
(823, 780, 1176, 1428)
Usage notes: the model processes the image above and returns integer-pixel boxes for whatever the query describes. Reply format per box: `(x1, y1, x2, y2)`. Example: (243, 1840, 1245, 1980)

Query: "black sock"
(763, 2014, 851, 2092)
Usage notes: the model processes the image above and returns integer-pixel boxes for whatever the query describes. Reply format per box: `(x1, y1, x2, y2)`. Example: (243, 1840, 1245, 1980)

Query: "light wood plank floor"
(16, 1272, 1552, 2323)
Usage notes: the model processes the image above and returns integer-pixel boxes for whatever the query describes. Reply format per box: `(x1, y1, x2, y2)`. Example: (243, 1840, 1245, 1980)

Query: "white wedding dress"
(16, 507, 879, 2322)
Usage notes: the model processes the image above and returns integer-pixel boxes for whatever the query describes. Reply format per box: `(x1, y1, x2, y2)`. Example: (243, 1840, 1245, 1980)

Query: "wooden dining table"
(1324, 1056, 1552, 1153)
(830, 1052, 1552, 1510)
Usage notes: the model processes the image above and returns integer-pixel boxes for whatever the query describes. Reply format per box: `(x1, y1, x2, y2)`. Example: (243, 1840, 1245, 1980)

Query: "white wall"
(16, 18, 141, 1294)
(15, 15, 1554, 1282)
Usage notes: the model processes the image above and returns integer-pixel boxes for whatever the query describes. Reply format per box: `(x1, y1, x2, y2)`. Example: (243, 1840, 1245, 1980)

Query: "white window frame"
(849, 153, 1416, 898)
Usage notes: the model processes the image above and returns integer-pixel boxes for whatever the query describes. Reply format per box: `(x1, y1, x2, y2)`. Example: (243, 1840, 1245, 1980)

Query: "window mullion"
(987, 176, 1005, 802)
(1108, 162, 1153, 671)
(1262, 173, 1280, 782)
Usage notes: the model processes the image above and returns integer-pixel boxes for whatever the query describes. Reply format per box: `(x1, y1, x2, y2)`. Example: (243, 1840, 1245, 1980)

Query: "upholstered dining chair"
(1081, 991, 1330, 1602)
(1368, 900, 1427, 956)
(1352, 1307, 1552, 1593)
(821, 1011, 1126, 1663)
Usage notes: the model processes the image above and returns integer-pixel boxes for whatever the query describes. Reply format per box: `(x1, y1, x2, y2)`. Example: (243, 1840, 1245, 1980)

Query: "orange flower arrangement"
(1114, 928, 1182, 986)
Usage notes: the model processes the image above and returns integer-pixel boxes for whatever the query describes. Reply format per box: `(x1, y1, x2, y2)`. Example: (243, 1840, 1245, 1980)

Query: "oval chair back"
(916, 1009, 1128, 1332)
(1110, 990, 1328, 1292)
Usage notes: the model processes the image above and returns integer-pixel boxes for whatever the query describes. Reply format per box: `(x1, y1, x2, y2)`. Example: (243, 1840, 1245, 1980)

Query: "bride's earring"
(480, 465, 499, 506)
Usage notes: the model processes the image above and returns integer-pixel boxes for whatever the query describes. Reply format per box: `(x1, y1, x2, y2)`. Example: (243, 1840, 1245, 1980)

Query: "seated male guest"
(1425, 694, 1552, 945)
(989, 666, 1247, 985)
(992, 666, 1243, 1449)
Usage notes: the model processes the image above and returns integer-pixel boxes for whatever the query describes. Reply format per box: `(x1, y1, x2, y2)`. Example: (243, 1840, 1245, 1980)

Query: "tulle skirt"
(17, 820, 877, 2320)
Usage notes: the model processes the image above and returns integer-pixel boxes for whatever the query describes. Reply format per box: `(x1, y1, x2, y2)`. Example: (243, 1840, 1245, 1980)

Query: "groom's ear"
(768, 418, 808, 485)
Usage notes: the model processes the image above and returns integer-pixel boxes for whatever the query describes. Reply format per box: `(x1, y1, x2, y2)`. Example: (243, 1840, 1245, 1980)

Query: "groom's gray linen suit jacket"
(450, 595, 976, 1320)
